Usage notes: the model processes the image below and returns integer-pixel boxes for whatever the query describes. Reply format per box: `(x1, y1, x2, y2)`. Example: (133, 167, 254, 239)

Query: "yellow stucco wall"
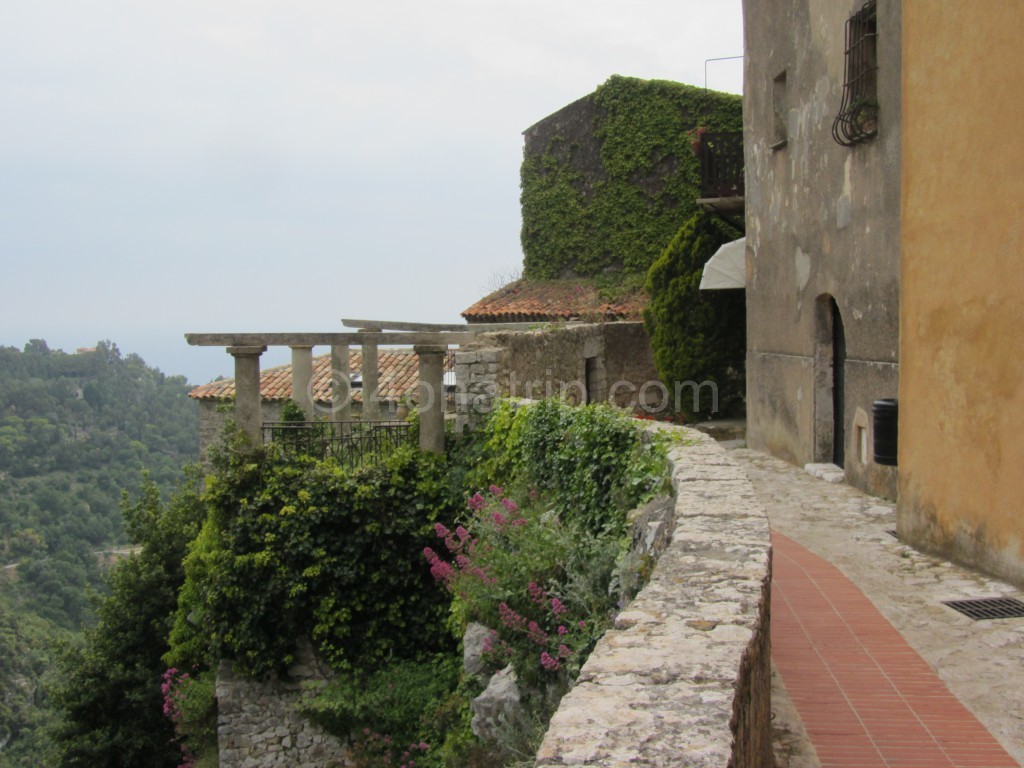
(899, 3, 1024, 584)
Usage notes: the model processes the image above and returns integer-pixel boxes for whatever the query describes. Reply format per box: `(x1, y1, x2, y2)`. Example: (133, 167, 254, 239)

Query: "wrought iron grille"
(699, 132, 745, 198)
(832, 0, 878, 146)
(263, 420, 412, 466)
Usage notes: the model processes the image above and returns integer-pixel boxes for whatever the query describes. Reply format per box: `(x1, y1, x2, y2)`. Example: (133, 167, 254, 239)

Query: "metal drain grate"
(943, 597, 1024, 620)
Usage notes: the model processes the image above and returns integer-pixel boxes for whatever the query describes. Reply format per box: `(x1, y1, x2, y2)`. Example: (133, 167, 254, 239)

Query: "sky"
(0, 0, 744, 385)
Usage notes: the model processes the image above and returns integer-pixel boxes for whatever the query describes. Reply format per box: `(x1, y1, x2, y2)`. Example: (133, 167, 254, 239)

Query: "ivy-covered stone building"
(518, 75, 743, 282)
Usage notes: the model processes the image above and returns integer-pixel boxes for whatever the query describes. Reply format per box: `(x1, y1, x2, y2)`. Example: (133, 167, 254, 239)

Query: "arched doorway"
(830, 298, 846, 467)
(814, 295, 846, 467)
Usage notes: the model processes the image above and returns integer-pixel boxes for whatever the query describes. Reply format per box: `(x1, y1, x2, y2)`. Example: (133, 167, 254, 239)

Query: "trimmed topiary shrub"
(643, 211, 746, 418)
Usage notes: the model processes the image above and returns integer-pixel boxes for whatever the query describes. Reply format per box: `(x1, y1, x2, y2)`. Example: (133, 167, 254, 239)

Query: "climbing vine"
(520, 75, 742, 280)
(165, 439, 460, 678)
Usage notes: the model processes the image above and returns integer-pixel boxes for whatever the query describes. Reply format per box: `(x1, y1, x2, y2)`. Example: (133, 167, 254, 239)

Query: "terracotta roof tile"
(461, 279, 646, 323)
(189, 349, 449, 403)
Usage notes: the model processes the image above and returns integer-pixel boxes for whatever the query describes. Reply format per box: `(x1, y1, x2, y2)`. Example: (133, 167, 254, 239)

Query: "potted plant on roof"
(689, 125, 708, 156)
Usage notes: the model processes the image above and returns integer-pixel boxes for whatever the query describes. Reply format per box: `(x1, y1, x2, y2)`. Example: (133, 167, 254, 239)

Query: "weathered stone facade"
(535, 428, 773, 767)
(455, 322, 661, 432)
(742, 0, 901, 498)
(216, 641, 347, 768)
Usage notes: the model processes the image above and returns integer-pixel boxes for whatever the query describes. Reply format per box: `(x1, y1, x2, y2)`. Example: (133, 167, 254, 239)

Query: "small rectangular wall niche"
(772, 70, 788, 148)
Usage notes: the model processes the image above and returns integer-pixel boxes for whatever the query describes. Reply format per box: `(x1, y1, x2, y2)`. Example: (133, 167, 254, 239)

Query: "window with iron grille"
(832, 0, 878, 146)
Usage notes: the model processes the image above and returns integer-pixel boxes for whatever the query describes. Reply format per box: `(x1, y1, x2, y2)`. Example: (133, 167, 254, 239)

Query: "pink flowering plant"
(161, 667, 217, 768)
(425, 485, 620, 693)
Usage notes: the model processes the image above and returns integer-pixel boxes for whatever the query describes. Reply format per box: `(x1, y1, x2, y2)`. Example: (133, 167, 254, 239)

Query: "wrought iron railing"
(699, 131, 745, 198)
(263, 420, 413, 466)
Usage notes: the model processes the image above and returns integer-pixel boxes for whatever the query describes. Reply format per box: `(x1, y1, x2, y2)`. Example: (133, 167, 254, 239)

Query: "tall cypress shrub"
(643, 212, 745, 418)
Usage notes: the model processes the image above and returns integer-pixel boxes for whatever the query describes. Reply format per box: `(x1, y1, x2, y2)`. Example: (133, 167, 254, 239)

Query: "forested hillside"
(0, 339, 198, 765)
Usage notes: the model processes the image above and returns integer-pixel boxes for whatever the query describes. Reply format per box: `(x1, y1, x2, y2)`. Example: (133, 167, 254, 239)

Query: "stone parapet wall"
(454, 322, 660, 432)
(216, 641, 347, 768)
(535, 428, 773, 767)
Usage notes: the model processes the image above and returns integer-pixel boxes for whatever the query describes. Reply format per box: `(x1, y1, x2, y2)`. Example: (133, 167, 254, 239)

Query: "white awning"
(699, 237, 746, 290)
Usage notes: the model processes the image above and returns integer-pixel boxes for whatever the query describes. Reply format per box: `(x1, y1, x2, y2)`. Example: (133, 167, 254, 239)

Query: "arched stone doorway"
(813, 295, 846, 467)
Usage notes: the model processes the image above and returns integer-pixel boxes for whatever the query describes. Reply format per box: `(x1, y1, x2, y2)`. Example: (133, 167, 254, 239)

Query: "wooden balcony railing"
(699, 131, 745, 199)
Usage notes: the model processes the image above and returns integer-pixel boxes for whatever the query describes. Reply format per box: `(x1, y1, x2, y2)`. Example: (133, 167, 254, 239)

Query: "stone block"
(471, 665, 526, 748)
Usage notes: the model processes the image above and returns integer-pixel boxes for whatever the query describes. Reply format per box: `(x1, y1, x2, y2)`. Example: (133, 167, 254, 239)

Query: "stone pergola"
(185, 319, 540, 453)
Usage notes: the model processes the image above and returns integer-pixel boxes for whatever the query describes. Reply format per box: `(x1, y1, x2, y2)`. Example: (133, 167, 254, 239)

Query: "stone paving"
(729, 448, 1024, 767)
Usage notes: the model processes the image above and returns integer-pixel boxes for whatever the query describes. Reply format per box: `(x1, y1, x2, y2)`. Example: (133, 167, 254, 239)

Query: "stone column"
(361, 339, 380, 420)
(330, 344, 352, 423)
(415, 345, 446, 454)
(290, 345, 315, 419)
(227, 346, 267, 445)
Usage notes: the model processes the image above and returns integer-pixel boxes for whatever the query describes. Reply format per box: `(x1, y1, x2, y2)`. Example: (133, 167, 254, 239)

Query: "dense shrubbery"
(293, 401, 669, 767)
(302, 655, 463, 767)
(56, 398, 670, 767)
(166, 438, 460, 678)
(459, 398, 668, 533)
(644, 211, 746, 418)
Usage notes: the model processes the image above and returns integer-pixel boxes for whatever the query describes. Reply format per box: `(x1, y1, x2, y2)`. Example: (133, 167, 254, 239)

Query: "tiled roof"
(461, 280, 646, 323)
(189, 349, 444, 403)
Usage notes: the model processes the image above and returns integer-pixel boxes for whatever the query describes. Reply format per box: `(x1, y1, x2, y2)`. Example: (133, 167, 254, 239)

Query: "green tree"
(50, 472, 206, 767)
(0, 339, 200, 764)
(643, 211, 746, 418)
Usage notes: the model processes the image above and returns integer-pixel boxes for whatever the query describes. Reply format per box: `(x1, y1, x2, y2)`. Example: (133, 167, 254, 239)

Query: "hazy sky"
(0, 0, 743, 385)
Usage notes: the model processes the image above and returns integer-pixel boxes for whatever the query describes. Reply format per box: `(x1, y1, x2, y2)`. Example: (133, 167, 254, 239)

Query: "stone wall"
(198, 399, 283, 462)
(535, 428, 773, 767)
(216, 641, 347, 768)
(454, 322, 661, 432)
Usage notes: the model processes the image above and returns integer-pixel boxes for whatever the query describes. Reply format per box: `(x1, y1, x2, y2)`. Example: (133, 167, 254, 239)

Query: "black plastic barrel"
(872, 398, 898, 466)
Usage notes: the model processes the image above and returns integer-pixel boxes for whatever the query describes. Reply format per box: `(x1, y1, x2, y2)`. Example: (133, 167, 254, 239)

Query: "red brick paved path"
(772, 531, 1020, 768)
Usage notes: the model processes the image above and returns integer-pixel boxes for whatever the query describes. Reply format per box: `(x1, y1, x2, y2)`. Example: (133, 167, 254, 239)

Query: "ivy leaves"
(168, 446, 460, 678)
(521, 75, 742, 280)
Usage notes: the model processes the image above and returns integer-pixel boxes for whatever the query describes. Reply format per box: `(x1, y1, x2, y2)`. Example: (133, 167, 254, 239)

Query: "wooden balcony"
(696, 131, 745, 218)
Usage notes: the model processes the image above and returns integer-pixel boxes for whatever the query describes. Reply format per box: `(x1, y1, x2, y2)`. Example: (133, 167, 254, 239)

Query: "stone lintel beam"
(414, 344, 447, 454)
(226, 346, 267, 445)
(290, 345, 315, 419)
(342, 318, 560, 333)
(186, 332, 476, 346)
